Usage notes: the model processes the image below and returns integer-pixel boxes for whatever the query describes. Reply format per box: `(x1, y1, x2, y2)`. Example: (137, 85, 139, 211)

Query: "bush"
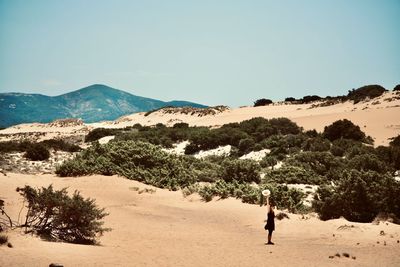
(285, 97, 296, 102)
(263, 165, 323, 185)
(301, 137, 331, 152)
(254, 98, 273, 107)
(260, 155, 278, 169)
(347, 84, 386, 103)
(17, 185, 110, 244)
(323, 119, 369, 143)
(300, 95, 321, 103)
(57, 141, 197, 190)
(25, 143, 50, 161)
(196, 180, 306, 212)
(218, 158, 261, 183)
(313, 170, 400, 222)
(390, 135, 400, 147)
(41, 139, 81, 152)
(85, 128, 121, 142)
(393, 84, 400, 91)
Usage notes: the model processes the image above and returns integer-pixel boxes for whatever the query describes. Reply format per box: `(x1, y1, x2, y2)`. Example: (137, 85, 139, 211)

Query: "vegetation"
(61, 117, 400, 223)
(323, 119, 371, 143)
(25, 143, 50, 161)
(254, 98, 273, 107)
(0, 139, 81, 154)
(313, 170, 400, 222)
(56, 141, 197, 190)
(347, 84, 386, 103)
(17, 185, 110, 244)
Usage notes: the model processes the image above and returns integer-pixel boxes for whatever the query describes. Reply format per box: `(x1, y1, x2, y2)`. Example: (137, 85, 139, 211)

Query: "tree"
(254, 98, 273, 107)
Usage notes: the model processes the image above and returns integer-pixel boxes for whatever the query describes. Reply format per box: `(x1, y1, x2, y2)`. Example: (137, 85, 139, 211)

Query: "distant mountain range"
(0, 84, 207, 128)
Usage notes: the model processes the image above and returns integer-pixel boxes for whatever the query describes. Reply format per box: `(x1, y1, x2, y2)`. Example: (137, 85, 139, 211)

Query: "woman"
(264, 196, 275, 245)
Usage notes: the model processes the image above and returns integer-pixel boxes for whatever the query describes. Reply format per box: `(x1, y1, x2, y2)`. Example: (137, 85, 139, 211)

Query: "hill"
(0, 84, 207, 127)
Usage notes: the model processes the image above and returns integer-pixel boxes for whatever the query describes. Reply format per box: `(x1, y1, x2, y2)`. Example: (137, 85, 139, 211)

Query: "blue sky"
(0, 0, 399, 106)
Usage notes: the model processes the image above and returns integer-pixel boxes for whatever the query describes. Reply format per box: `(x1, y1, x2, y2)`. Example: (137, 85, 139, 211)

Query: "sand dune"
(1, 173, 399, 266)
(2, 91, 399, 146)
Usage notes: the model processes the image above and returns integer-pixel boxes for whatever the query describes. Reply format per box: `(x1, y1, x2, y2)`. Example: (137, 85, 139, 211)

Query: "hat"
(262, 189, 271, 197)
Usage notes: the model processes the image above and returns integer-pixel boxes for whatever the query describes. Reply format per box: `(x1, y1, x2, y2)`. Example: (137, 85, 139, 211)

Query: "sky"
(0, 0, 399, 107)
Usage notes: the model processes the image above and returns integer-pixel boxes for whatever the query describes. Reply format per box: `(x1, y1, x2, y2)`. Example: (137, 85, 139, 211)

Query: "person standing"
(263, 191, 275, 245)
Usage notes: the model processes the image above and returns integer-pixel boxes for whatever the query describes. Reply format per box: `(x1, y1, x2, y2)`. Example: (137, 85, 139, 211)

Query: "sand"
(1, 173, 399, 267)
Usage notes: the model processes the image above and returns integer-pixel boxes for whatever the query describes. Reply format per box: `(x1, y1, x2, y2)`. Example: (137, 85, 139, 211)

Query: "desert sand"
(1, 173, 399, 267)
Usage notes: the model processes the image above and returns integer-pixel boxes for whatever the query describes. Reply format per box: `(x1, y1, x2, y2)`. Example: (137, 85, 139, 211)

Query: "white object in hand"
(262, 189, 271, 197)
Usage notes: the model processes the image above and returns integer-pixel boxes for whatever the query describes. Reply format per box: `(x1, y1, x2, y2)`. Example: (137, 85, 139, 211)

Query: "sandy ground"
(1, 173, 399, 267)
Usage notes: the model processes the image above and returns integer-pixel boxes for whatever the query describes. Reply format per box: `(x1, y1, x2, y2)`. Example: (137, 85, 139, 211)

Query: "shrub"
(85, 128, 121, 142)
(238, 138, 256, 154)
(17, 185, 110, 244)
(302, 137, 331, 152)
(313, 170, 400, 222)
(390, 135, 400, 147)
(218, 158, 261, 183)
(260, 155, 278, 169)
(25, 143, 50, 161)
(263, 165, 323, 185)
(323, 119, 368, 143)
(41, 139, 81, 152)
(300, 95, 321, 103)
(285, 97, 296, 102)
(286, 151, 344, 177)
(347, 85, 387, 103)
(393, 84, 400, 91)
(254, 98, 273, 107)
(57, 141, 197, 190)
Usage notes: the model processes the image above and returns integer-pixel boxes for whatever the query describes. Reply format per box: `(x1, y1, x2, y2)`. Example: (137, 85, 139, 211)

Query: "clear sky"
(0, 0, 399, 107)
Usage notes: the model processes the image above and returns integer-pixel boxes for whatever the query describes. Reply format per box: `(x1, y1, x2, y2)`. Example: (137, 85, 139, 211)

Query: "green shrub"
(302, 137, 331, 152)
(41, 139, 81, 152)
(260, 155, 278, 169)
(347, 85, 386, 103)
(85, 128, 121, 142)
(254, 98, 273, 106)
(17, 185, 110, 244)
(25, 143, 50, 161)
(57, 141, 197, 190)
(218, 158, 261, 183)
(323, 119, 369, 143)
(286, 151, 344, 177)
(313, 170, 400, 222)
(390, 135, 400, 147)
(263, 165, 323, 185)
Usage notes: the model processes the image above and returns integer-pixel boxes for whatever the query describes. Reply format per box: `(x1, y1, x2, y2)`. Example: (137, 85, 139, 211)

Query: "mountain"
(0, 84, 207, 128)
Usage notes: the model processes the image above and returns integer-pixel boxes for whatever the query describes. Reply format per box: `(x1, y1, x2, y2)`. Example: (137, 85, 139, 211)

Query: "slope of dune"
(1, 173, 399, 267)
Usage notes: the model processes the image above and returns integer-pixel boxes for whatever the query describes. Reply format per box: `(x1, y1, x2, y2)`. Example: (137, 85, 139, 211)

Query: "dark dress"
(265, 210, 275, 232)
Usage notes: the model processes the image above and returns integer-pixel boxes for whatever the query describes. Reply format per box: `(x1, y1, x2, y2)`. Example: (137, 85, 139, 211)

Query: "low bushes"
(196, 180, 306, 213)
(17, 185, 110, 244)
(25, 143, 50, 161)
(313, 170, 400, 222)
(56, 141, 197, 190)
